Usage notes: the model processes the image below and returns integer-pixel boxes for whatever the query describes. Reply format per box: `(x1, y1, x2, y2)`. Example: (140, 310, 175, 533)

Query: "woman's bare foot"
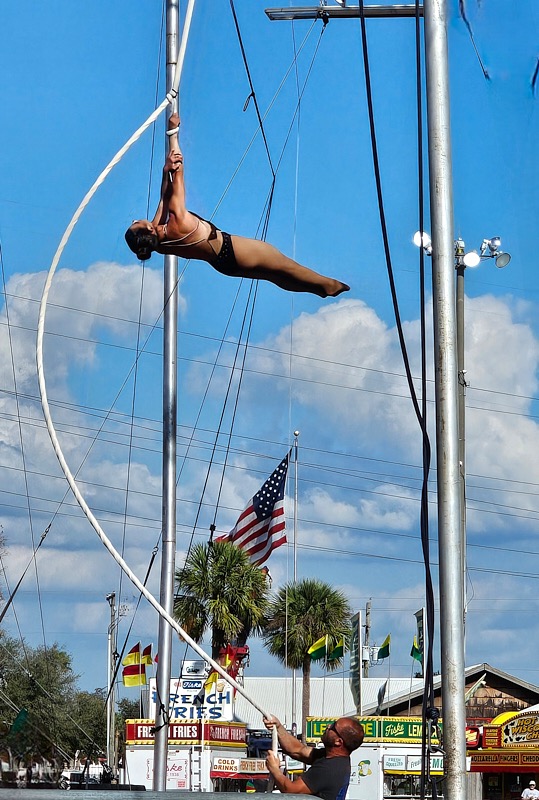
(326, 279, 350, 298)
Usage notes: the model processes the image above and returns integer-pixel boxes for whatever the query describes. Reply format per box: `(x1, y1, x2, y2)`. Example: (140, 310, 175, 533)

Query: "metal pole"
(362, 601, 370, 678)
(106, 592, 116, 770)
(455, 245, 467, 626)
(266, 5, 424, 20)
(291, 431, 299, 730)
(424, 2, 466, 799)
(153, 0, 179, 790)
(293, 432, 299, 583)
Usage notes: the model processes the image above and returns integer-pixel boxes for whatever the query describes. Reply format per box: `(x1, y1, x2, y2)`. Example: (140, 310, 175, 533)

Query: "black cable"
(458, 0, 490, 81)
(229, 0, 276, 180)
(531, 58, 539, 96)
(211, 286, 259, 530)
(0, 231, 62, 752)
(115, 0, 166, 674)
(0, 526, 49, 625)
(358, 8, 424, 428)
(356, 3, 436, 795)
(411, 1, 436, 794)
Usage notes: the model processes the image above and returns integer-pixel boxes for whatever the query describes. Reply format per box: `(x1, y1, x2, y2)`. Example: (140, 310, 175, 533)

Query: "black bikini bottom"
(214, 231, 239, 276)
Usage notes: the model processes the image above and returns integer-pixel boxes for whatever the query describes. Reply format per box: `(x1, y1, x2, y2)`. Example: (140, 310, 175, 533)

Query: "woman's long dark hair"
(125, 226, 158, 261)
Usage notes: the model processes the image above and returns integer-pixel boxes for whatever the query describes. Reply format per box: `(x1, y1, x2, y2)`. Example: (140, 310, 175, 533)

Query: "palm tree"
(263, 578, 351, 737)
(174, 540, 270, 659)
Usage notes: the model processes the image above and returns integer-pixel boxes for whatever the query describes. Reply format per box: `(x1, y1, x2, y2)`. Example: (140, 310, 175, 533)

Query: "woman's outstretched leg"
(228, 236, 350, 297)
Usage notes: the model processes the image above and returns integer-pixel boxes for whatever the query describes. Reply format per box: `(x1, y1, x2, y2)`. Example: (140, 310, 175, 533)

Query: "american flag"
(218, 452, 290, 566)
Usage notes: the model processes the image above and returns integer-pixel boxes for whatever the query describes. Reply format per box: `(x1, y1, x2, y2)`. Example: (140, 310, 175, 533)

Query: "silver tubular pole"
(456, 258, 467, 625)
(424, 1, 466, 798)
(153, 0, 179, 790)
(291, 432, 299, 730)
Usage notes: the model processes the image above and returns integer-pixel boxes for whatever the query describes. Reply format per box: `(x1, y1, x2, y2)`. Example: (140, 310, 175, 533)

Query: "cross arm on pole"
(265, 4, 423, 20)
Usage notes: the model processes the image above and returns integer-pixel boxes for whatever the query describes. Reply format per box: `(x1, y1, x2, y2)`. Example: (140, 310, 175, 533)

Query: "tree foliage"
(263, 578, 352, 737)
(174, 540, 270, 658)
(0, 631, 106, 771)
(66, 689, 107, 759)
(115, 697, 141, 757)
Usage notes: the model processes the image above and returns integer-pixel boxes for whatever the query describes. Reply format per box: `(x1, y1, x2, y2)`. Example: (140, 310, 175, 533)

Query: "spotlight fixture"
(413, 231, 432, 254)
(463, 251, 481, 268)
(414, 231, 511, 270)
(495, 251, 511, 268)
(481, 236, 511, 268)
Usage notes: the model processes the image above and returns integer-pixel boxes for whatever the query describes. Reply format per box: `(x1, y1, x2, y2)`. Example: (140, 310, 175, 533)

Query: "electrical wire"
(356, 2, 437, 795)
(34, 0, 272, 722)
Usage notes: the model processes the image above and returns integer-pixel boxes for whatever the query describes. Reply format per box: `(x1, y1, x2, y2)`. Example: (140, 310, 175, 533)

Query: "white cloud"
(4, 262, 539, 688)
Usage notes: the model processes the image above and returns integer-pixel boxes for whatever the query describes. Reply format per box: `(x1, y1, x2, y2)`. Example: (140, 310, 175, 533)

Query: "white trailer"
(348, 742, 443, 800)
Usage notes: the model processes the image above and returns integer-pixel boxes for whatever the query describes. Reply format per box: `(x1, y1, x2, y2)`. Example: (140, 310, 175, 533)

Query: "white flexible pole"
(35, 0, 269, 721)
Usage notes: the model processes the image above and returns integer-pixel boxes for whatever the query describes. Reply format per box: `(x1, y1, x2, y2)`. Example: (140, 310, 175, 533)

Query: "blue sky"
(1, 0, 539, 714)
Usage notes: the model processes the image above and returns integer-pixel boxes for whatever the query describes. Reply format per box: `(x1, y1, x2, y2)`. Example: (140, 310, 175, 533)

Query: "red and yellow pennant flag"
(204, 669, 219, 690)
(122, 663, 146, 687)
(223, 644, 240, 680)
(122, 642, 141, 666)
(141, 644, 153, 665)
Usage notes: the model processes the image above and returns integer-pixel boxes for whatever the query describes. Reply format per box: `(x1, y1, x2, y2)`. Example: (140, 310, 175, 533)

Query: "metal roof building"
(234, 675, 425, 730)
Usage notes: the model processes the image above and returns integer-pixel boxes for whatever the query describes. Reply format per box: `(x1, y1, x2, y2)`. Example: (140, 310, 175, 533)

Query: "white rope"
(35, 0, 269, 721)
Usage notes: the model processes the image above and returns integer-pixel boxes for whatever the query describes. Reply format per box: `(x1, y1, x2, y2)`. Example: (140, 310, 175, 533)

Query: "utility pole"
(266, 4, 466, 800)
(455, 241, 467, 625)
(153, 0, 179, 790)
(362, 601, 371, 678)
(106, 593, 117, 772)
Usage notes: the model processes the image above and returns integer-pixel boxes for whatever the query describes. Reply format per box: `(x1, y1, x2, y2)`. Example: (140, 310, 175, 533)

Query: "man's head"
(125, 220, 158, 261)
(529, 782, 536, 788)
(322, 718, 365, 754)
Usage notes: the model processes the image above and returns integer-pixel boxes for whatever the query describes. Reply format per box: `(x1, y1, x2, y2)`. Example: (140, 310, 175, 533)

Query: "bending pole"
(36, 0, 274, 745)
(153, 0, 179, 789)
(424, 1, 466, 798)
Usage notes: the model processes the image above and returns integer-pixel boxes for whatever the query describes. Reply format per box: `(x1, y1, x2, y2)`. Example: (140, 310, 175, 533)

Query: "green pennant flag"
(377, 633, 390, 660)
(410, 636, 423, 663)
(9, 708, 28, 734)
(308, 635, 328, 661)
(328, 638, 344, 661)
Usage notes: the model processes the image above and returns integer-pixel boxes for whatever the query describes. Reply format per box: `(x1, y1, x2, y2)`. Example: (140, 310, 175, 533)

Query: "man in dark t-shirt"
(265, 716, 365, 800)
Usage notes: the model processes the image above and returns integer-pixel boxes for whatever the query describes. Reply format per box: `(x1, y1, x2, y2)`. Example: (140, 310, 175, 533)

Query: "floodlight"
(488, 237, 501, 253)
(413, 231, 430, 248)
(463, 250, 481, 268)
(495, 252, 511, 268)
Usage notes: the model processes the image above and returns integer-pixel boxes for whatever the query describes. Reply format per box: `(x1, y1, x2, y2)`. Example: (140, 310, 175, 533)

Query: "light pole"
(105, 594, 128, 773)
(454, 236, 511, 621)
(415, 233, 511, 620)
(106, 593, 117, 771)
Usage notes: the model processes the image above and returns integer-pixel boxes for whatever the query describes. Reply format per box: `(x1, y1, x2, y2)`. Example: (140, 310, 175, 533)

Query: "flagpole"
(408, 659, 413, 716)
(387, 651, 391, 717)
(293, 431, 299, 582)
(292, 431, 299, 731)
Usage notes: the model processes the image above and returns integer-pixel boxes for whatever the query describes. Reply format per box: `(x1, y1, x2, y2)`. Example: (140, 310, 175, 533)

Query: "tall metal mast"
(266, 3, 466, 799)
(153, 0, 180, 790)
(423, 1, 466, 796)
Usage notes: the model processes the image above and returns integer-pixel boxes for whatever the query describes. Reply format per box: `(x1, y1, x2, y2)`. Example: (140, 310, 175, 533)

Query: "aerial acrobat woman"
(125, 113, 350, 298)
